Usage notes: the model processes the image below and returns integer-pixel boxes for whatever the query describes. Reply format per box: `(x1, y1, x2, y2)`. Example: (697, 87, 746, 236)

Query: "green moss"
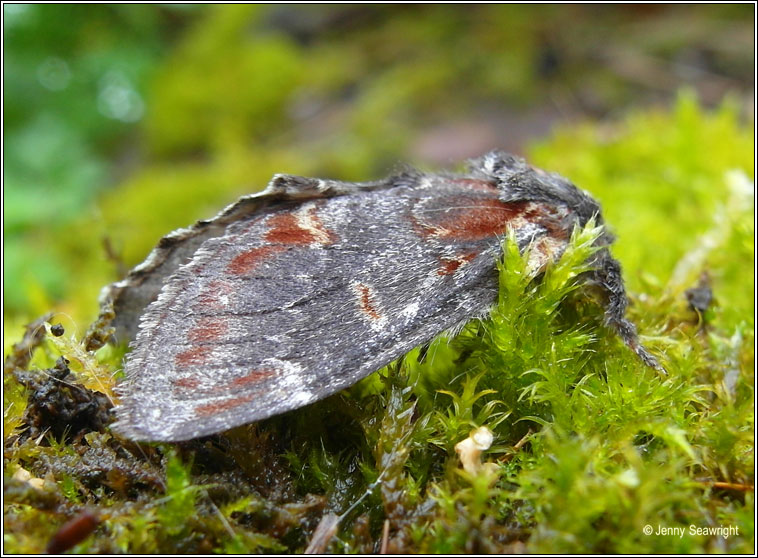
(530, 91, 754, 325)
(158, 449, 197, 536)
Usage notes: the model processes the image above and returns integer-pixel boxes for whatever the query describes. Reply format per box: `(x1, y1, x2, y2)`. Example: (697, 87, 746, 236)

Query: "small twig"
(700, 481, 753, 493)
(46, 511, 100, 554)
(203, 489, 237, 539)
(304, 513, 340, 554)
(513, 429, 533, 451)
(380, 519, 390, 554)
(498, 428, 533, 463)
(304, 471, 386, 553)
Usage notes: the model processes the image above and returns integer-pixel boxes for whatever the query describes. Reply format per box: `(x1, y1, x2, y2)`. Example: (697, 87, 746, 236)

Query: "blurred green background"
(3, 4, 754, 327)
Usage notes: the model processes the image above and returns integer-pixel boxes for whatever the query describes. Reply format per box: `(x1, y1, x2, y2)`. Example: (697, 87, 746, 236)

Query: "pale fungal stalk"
(455, 426, 499, 476)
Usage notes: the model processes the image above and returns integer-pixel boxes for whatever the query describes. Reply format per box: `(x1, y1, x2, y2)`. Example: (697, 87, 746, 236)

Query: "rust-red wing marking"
(175, 345, 212, 367)
(173, 370, 277, 393)
(194, 393, 255, 417)
(228, 368, 279, 389)
(227, 207, 337, 276)
(227, 245, 286, 275)
(187, 316, 227, 344)
(197, 279, 234, 310)
(436, 198, 528, 240)
(415, 198, 530, 241)
(264, 207, 337, 245)
(264, 212, 312, 244)
(355, 283, 381, 320)
(173, 377, 201, 389)
(438, 252, 477, 275)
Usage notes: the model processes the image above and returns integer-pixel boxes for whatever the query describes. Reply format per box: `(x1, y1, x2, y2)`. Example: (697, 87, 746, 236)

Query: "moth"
(102, 151, 660, 441)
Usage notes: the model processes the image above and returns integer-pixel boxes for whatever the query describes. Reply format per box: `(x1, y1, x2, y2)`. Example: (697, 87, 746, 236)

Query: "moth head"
(470, 149, 608, 235)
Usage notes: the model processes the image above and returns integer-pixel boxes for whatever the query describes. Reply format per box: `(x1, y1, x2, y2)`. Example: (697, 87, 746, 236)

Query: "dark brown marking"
(227, 245, 285, 275)
(173, 377, 200, 390)
(195, 393, 255, 417)
(356, 283, 381, 320)
(229, 368, 278, 389)
(438, 252, 477, 275)
(175, 345, 212, 367)
(415, 197, 529, 241)
(187, 317, 227, 344)
(439, 259, 461, 275)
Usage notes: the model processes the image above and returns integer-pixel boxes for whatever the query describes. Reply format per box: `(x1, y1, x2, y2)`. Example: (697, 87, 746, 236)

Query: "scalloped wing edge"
(97, 172, 407, 343)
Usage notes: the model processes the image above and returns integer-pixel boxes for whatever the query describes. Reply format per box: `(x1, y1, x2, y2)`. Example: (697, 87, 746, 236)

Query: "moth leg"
(593, 250, 665, 373)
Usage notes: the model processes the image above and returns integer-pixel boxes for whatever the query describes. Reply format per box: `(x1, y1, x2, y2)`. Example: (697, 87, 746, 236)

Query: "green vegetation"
(4, 5, 753, 554)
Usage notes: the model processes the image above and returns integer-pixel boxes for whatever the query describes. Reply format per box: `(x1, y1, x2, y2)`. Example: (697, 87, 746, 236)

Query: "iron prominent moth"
(101, 151, 661, 441)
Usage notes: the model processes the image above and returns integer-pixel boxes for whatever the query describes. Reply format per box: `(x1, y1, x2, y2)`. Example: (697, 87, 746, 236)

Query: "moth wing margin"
(98, 172, 411, 342)
(112, 256, 500, 442)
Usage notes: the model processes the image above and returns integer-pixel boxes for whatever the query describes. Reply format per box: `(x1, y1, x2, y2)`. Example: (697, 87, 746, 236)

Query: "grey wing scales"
(100, 173, 403, 343)
(112, 180, 512, 441)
